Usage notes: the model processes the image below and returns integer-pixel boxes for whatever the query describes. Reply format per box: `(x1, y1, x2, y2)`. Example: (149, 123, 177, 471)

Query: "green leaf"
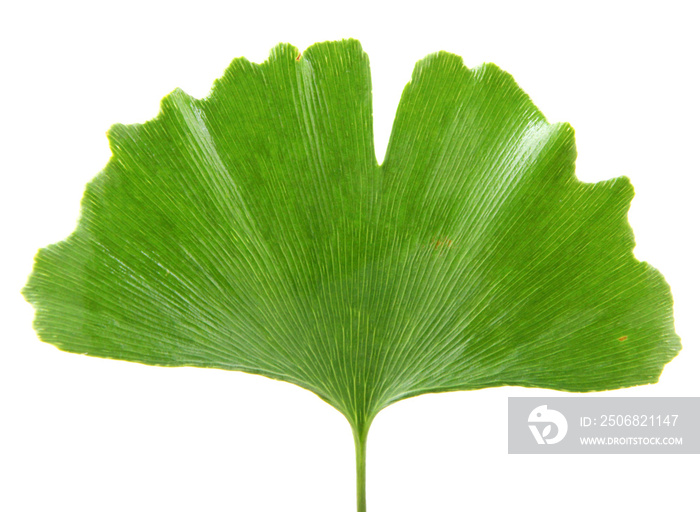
(23, 39, 680, 511)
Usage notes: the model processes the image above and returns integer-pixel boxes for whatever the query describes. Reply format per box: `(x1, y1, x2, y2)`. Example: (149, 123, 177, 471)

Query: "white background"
(1, 1, 698, 511)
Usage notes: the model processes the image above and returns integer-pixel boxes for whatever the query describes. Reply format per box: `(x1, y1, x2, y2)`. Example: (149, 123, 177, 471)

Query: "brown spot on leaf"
(296, 52, 302, 61)
(618, 336, 628, 342)
(433, 237, 453, 249)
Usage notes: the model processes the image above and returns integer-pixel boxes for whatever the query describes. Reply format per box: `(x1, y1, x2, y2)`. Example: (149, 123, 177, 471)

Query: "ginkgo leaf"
(23, 39, 680, 511)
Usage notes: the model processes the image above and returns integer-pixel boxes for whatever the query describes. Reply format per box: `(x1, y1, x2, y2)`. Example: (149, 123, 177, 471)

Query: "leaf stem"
(353, 426, 368, 512)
